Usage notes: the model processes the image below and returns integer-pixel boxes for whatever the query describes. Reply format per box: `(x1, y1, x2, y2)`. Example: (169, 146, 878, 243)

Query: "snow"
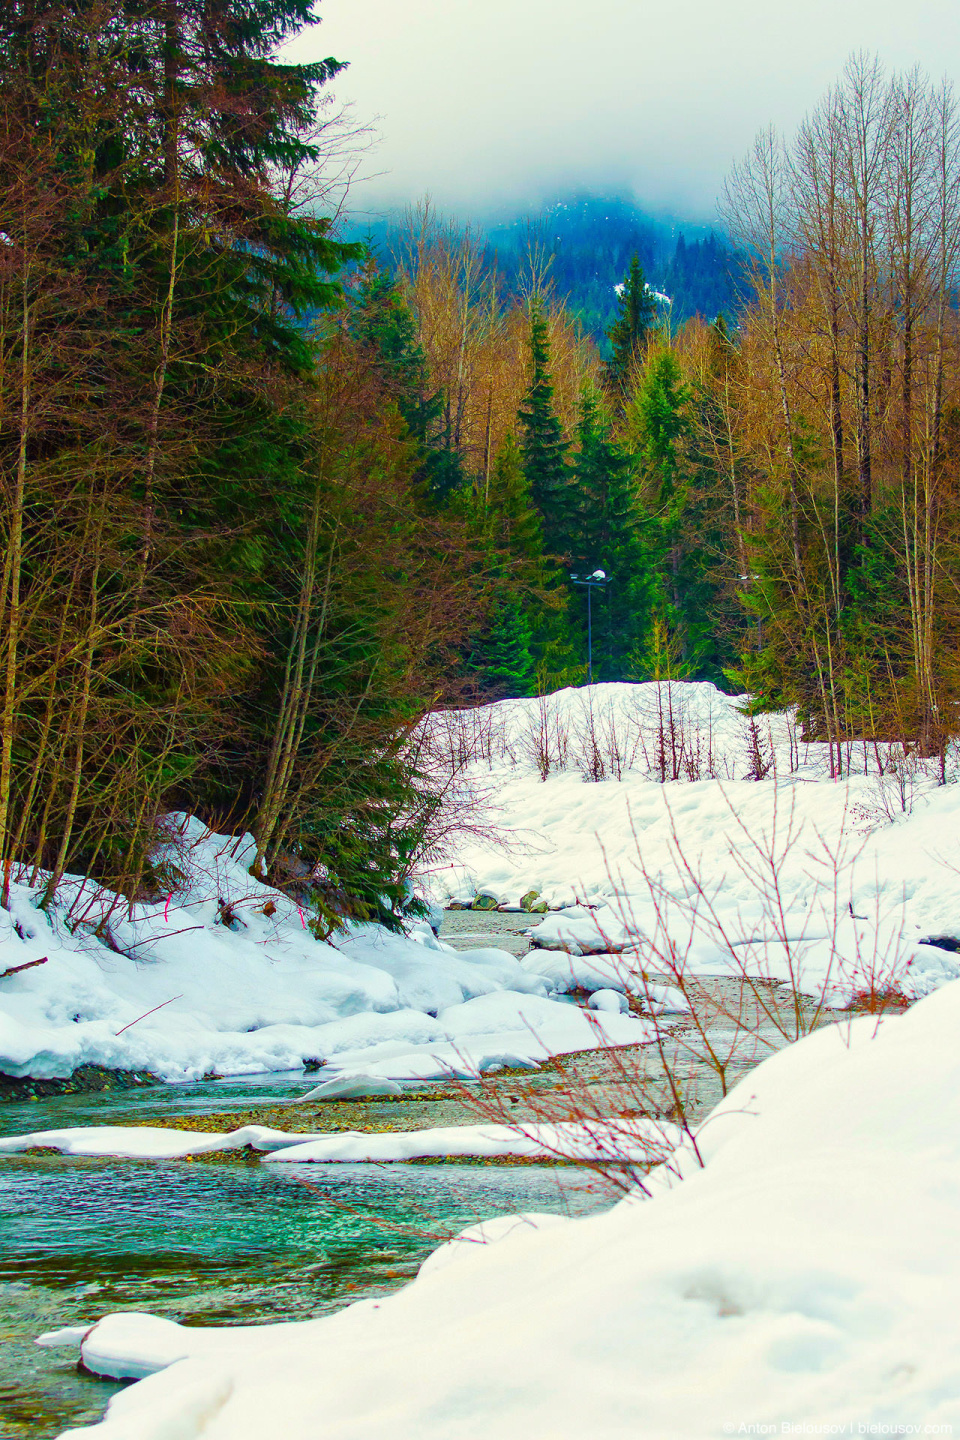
(16, 682, 960, 1433)
(0, 1123, 321, 1160)
(41, 978, 960, 1436)
(422, 682, 960, 1007)
(5, 681, 960, 1093)
(5, 682, 960, 1088)
(0, 1116, 674, 1163)
(0, 813, 664, 1086)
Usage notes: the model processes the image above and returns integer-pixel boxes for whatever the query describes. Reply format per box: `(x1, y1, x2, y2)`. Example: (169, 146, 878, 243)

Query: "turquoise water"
(0, 1084, 612, 1439)
(0, 1070, 326, 1138)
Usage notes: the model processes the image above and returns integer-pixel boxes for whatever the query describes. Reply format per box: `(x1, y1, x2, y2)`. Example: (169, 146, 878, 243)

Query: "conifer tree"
(604, 256, 658, 400)
(349, 257, 464, 500)
(483, 434, 544, 561)
(518, 302, 573, 557)
(568, 387, 648, 679)
(630, 349, 729, 677)
(466, 592, 536, 697)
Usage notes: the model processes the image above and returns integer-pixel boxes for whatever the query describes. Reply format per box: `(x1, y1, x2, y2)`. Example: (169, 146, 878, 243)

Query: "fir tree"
(518, 301, 573, 557)
(484, 433, 544, 561)
(568, 387, 648, 680)
(604, 255, 658, 400)
(466, 592, 536, 698)
(349, 257, 464, 500)
(631, 349, 731, 678)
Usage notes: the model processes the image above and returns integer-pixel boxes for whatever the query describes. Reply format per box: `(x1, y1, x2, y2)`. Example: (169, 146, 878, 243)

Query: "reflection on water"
(0, 1151, 614, 1439)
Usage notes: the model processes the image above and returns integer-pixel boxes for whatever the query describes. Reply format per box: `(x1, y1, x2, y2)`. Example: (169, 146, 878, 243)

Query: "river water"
(0, 1072, 613, 1439)
(0, 906, 801, 1438)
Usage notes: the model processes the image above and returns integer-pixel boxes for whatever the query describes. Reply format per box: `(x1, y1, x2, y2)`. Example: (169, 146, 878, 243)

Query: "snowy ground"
(0, 1115, 677, 1164)
(423, 682, 960, 1007)
(0, 816, 654, 1090)
(38, 978, 960, 1436)
(4, 682, 960, 1090)
(8, 682, 960, 1435)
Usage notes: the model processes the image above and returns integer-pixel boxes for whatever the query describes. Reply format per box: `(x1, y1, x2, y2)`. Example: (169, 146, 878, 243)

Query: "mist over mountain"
(345, 194, 746, 349)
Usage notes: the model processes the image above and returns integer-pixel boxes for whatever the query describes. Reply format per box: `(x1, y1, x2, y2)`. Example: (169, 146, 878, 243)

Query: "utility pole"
(570, 569, 611, 687)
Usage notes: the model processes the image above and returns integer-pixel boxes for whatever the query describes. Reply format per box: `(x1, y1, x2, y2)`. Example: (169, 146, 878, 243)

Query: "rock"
(472, 892, 498, 911)
(0, 1065, 158, 1103)
(587, 989, 629, 1015)
(447, 900, 470, 910)
(529, 899, 549, 914)
(520, 890, 540, 912)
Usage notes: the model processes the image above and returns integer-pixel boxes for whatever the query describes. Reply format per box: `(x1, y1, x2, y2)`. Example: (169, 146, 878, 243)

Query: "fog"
(287, 0, 960, 221)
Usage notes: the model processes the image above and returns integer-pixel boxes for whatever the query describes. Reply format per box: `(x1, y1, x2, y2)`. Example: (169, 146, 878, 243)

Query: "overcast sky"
(288, 0, 960, 222)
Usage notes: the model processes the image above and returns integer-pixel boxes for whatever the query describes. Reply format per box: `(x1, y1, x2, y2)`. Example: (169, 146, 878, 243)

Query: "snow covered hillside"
(43, 975, 960, 1437)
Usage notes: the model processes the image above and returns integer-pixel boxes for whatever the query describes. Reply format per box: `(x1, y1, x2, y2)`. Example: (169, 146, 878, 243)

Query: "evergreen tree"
(629, 347, 739, 681)
(0, 0, 485, 919)
(518, 301, 573, 557)
(466, 592, 536, 698)
(482, 434, 545, 562)
(348, 256, 464, 500)
(629, 350, 691, 672)
(568, 387, 648, 680)
(604, 255, 658, 400)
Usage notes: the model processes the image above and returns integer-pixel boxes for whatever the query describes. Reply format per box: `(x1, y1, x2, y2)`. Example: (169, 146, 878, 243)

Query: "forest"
(1, 0, 959, 922)
(360, 193, 744, 342)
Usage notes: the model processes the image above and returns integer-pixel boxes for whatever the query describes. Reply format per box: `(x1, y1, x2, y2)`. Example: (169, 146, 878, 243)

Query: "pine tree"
(604, 255, 658, 400)
(349, 257, 464, 500)
(568, 387, 648, 679)
(466, 592, 536, 698)
(518, 301, 573, 557)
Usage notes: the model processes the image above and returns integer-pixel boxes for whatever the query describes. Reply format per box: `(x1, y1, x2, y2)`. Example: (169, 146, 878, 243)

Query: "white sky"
(288, 0, 960, 220)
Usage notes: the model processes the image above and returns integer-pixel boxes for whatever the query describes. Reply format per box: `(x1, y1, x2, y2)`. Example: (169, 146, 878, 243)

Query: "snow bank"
(425, 682, 960, 1006)
(1, 1116, 676, 1165)
(0, 1123, 316, 1160)
(7, 681, 960, 1084)
(0, 815, 651, 1086)
(47, 979, 960, 1437)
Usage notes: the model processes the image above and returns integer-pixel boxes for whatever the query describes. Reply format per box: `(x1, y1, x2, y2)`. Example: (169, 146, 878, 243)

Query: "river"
(0, 912, 615, 1440)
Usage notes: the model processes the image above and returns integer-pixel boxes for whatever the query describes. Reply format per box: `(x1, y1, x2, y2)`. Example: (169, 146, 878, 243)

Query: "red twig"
(115, 994, 183, 1035)
(0, 956, 48, 978)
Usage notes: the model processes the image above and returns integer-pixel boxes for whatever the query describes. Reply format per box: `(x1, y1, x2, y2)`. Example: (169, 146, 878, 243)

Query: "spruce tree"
(349, 257, 464, 500)
(466, 592, 536, 698)
(630, 350, 702, 674)
(518, 301, 573, 557)
(569, 386, 648, 680)
(484, 433, 545, 561)
(604, 255, 658, 400)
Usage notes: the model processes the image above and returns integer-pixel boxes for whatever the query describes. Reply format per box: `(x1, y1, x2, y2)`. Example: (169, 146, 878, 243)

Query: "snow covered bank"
(6, 681, 960, 1088)
(45, 977, 960, 1437)
(0, 1115, 677, 1164)
(0, 816, 653, 1087)
(426, 682, 960, 1006)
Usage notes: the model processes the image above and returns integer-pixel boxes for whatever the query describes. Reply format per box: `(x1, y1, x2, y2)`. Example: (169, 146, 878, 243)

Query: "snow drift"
(42, 978, 960, 1437)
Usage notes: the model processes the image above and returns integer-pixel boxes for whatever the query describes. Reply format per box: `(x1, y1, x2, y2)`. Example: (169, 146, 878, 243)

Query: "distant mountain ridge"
(345, 193, 745, 349)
